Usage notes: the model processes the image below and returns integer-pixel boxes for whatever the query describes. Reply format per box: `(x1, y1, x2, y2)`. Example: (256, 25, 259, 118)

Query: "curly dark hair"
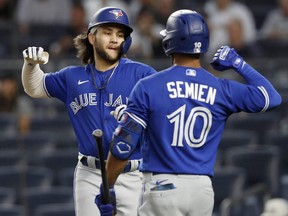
(73, 30, 95, 65)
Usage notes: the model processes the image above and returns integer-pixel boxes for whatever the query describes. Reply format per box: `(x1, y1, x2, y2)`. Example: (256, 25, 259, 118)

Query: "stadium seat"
(264, 132, 288, 176)
(227, 112, 280, 144)
(34, 203, 75, 216)
(225, 145, 280, 195)
(0, 21, 14, 58)
(30, 115, 73, 135)
(0, 132, 55, 166)
(218, 129, 258, 166)
(212, 167, 246, 216)
(23, 186, 73, 216)
(57, 167, 75, 188)
(0, 113, 17, 135)
(0, 205, 25, 216)
(0, 150, 21, 167)
(20, 132, 55, 159)
(0, 187, 17, 206)
(0, 134, 20, 151)
(0, 166, 53, 187)
(35, 149, 78, 185)
(280, 175, 288, 200)
(0, 166, 54, 203)
(225, 145, 280, 214)
(17, 24, 68, 53)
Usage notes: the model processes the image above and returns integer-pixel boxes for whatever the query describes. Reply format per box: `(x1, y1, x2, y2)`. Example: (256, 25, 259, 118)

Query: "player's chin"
(106, 50, 121, 61)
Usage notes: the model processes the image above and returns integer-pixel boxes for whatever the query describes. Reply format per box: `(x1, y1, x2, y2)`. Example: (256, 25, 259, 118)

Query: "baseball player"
(96, 10, 282, 216)
(21, 7, 156, 216)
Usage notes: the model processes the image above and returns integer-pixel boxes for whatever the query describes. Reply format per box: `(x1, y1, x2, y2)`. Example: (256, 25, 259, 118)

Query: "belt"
(80, 155, 140, 173)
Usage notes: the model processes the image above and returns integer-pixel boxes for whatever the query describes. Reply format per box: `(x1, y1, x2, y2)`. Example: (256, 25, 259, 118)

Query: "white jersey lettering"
(69, 93, 97, 114)
(104, 93, 129, 107)
(167, 81, 217, 105)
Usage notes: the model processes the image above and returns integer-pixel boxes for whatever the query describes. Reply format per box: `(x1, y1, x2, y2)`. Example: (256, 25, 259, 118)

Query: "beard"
(93, 40, 121, 65)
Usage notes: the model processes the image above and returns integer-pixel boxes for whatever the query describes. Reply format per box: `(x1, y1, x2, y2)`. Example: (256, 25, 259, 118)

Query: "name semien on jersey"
(167, 81, 217, 105)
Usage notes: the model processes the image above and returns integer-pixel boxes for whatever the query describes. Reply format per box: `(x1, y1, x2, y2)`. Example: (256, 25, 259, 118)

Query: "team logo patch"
(109, 10, 123, 19)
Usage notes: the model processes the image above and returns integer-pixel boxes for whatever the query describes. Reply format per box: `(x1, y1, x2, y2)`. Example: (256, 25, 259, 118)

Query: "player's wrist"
(232, 55, 244, 70)
(24, 59, 36, 67)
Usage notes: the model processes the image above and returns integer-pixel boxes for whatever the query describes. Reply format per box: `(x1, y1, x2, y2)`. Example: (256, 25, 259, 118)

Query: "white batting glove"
(110, 104, 127, 121)
(22, 46, 49, 65)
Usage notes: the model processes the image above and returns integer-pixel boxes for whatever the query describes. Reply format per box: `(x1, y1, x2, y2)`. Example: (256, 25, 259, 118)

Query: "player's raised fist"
(23, 47, 49, 65)
(210, 46, 244, 71)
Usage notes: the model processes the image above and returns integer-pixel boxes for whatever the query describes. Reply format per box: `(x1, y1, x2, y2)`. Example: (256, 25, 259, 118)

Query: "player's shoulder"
(56, 64, 88, 74)
(119, 58, 155, 70)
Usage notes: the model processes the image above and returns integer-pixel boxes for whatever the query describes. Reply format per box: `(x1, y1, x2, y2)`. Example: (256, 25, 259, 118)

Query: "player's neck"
(94, 59, 119, 72)
(172, 54, 201, 68)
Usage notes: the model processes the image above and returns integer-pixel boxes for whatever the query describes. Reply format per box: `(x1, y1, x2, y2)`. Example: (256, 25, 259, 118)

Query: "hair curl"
(73, 31, 94, 65)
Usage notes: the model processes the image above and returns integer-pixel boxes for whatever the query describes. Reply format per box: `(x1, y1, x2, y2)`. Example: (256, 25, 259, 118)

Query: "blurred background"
(0, 0, 288, 215)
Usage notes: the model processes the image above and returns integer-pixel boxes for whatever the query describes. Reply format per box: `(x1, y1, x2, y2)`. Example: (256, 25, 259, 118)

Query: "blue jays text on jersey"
(42, 58, 156, 159)
(123, 64, 281, 177)
(69, 93, 128, 115)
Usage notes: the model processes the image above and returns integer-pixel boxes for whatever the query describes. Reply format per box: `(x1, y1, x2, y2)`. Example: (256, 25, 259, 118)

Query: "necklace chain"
(91, 64, 119, 90)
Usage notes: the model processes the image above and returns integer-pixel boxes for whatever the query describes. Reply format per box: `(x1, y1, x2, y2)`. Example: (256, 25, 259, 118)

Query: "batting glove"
(95, 184, 116, 216)
(110, 104, 127, 121)
(22, 46, 49, 65)
(210, 46, 244, 71)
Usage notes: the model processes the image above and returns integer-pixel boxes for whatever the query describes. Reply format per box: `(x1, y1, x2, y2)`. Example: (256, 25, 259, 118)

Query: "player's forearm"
(106, 153, 128, 187)
(236, 63, 282, 108)
(22, 61, 48, 98)
(235, 63, 271, 87)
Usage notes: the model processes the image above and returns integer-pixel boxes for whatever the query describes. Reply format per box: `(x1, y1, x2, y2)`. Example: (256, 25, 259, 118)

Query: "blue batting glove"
(95, 201, 114, 216)
(95, 184, 116, 216)
(210, 46, 244, 71)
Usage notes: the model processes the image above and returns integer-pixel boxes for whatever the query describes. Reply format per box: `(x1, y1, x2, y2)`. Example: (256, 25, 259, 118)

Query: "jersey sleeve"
(43, 67, 69, 102)
(125, 80, 149, 128)
(143, 65, 157, 77)
(221, 63, 282, 113)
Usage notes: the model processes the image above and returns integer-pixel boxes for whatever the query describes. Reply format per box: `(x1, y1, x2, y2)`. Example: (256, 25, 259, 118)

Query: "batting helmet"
(88, 7, 133, 54)
(160, 10, 209, 56)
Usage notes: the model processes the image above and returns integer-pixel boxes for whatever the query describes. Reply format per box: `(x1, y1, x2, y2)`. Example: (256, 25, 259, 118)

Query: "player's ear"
(88, 33, 95, 45)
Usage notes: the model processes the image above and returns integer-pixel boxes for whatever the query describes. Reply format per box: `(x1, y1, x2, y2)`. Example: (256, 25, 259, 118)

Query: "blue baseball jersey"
(43, 58, 156, 159)
(125, 64, 281, 176)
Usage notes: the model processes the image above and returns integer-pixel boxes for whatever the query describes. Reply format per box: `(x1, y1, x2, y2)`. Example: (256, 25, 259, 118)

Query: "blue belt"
(80, 156, 139, 173)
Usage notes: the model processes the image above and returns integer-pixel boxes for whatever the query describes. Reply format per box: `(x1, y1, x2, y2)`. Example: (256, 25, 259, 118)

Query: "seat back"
(24, 186, 73, 216)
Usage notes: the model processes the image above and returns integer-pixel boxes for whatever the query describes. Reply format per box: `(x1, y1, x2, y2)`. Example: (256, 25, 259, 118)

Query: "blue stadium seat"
(24, 186, 73, 216)
(212, 167, 246, 216)
(0, 205, 25, 216)
(264, 132, 288, 176)
(35, 149, 77, 185)
(34, 203, 75, 216)
(57, 168, 75, 188)
(0, 150, 21, 167)
(0, 166, 54, 203)
(0, 187, 17, 206)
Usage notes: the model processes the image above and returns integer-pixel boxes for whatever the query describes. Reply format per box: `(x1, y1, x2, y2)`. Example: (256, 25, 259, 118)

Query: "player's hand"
(110, 104, 127, 121)
(95, 184, 116, 216)
(22, 46, 49, 65)
(210, 46, 244, 71)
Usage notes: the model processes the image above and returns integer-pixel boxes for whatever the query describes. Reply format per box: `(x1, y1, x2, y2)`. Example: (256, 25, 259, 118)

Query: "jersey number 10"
(167, 105, 212, 148)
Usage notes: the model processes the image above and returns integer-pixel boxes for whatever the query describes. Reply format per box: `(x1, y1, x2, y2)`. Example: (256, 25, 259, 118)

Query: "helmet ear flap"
(121, 36, 132, 54)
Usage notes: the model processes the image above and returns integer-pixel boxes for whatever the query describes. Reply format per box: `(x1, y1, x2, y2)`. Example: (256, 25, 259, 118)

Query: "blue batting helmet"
(88, 7, 133, 35)
(88, 7, 133, 54)
(160, 10, 209, 56)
